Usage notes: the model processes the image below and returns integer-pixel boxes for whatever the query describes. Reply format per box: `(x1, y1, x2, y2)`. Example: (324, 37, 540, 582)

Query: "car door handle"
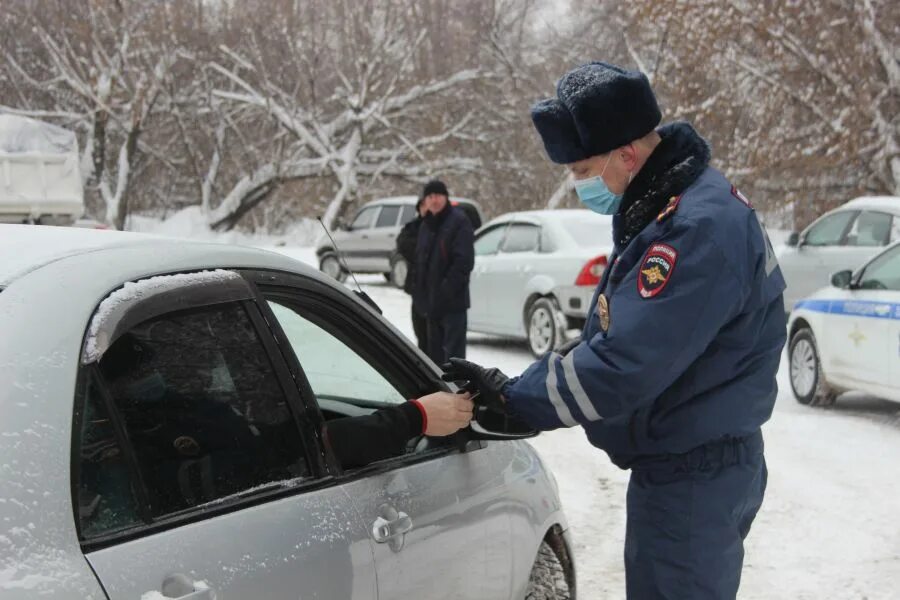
(372, 504, 413, 552)
(159, 574, 216, 600)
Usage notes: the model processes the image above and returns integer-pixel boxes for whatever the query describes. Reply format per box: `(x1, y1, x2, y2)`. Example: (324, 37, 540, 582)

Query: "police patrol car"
(788, 240, 900, 406)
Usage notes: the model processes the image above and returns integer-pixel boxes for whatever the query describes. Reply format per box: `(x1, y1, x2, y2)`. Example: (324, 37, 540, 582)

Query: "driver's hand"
(416, 391, 474, 436)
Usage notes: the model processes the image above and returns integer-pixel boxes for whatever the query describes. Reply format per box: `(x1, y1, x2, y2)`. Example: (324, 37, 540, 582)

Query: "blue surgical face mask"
(573, 153, 627, 215)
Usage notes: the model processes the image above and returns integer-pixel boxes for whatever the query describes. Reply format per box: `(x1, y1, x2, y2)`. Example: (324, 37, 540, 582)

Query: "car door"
(820, 248, 900, 391)
(253, 274, 515, 600)
(780, 210, 857, 308)
(852, 246, 900, 393)
(343, 206, 381, 272)
(469, 223, 510, 331)
(369, 204, 403, 273)
(491, 221, 542, 335)
(76, 276, 376, 599)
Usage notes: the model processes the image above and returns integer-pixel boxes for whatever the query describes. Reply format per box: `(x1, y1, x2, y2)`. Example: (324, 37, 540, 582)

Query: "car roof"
(363, 196, 481, 209)
(484, 208, 612, 225)
(0, 224, 161, 286)
(842, 196, 900, 213)
(0, 224, 323, 288)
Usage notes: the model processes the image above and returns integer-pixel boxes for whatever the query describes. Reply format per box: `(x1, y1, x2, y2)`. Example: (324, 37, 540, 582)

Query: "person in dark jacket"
(442, 62, 786, 600)
(413, 180, 475, 364)
(396, 198, 428, 353)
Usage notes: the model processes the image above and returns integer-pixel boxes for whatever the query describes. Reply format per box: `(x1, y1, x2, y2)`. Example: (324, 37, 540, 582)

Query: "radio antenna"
(316, 217, 382, 314)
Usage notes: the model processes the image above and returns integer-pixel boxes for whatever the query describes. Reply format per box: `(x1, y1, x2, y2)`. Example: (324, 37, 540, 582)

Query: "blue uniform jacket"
(503, 164, 786, 469)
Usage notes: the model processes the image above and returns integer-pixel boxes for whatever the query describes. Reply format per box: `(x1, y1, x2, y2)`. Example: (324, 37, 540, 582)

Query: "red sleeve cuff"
(409, 398, 427, 435)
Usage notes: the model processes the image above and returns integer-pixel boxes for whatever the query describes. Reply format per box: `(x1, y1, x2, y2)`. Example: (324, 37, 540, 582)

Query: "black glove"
(441, 358, 509, 413)
(556, 336, 581, 357)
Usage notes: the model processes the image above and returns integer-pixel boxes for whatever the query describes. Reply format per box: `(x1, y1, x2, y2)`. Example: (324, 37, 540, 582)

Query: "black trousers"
(411, 305, 429, 354)
(425, 311, 467, 364)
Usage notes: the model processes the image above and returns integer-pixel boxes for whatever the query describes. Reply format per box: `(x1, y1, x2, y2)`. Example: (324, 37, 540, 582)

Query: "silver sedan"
(0, 225, 574, 599)
(469, 209, 614, 356)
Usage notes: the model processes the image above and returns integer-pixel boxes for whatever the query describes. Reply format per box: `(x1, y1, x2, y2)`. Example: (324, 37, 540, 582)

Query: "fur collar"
(615, 122, 711, 248)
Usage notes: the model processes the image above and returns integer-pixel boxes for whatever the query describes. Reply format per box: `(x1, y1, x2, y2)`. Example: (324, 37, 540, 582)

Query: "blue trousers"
(625, 431, 767, 599)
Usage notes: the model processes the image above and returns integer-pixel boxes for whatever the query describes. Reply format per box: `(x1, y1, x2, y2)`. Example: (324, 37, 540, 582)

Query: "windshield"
(561, 217, 613, 247)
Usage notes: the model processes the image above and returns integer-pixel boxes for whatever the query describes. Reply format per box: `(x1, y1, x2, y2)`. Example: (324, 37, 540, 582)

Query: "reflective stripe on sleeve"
(546, 353, 578, 427)
(561, 352, 602, 422)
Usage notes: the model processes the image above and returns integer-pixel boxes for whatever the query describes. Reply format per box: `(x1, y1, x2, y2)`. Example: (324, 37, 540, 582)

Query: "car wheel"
(319, 252, 348, 283)
(524, 541, 572, 600)
(789, 328, 837, 407)
(389, 256, 408, 289)
(527, 297, 564, 358)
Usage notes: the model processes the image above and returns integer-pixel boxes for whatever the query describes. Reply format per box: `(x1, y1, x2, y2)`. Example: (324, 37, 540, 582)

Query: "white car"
(0, 225, 573, 600)
(468, 209, 613, 356)
(777, 196, 900, 310)
(787, 241, 900, 406)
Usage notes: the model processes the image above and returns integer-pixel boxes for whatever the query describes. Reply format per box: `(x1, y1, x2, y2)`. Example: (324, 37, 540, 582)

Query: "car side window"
(399, 205, 417, 225)
(267, 300, 406, 406)
(844, 211, 893, 247)
(350, 207, 378, 230)
(858, 246, 900, 291)
(500, 223, 540, 253)
(93, 302, 309, 521)
(77, 372, 143, 538)
(375, 205, 402, 228)
(803, 211, 857, 246)
(891, 217, 900, 244)
(474, 224, 508, 256)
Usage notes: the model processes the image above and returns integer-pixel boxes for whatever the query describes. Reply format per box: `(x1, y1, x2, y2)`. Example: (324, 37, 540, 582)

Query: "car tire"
(789, 327, 837, 407)
(389, 256, 408, 289)
(526, 297, 565, 358)
(319, 252, 348, 283)
(524, 541, 572, 600)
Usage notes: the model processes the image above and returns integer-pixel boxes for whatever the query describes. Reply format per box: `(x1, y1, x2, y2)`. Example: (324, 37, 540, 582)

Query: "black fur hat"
(531, 62, 661, 164)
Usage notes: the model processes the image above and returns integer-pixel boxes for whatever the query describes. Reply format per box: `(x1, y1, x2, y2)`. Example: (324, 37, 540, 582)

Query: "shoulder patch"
(656, 195, 682, 222)
(638, 243, 678, 299)
(730, 186, 752, 207)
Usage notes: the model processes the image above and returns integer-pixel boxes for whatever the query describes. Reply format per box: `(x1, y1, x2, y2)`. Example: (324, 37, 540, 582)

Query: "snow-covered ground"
(258, 244, 899, 600)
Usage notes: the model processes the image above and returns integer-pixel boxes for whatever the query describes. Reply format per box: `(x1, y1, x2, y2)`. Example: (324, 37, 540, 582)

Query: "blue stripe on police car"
(794, 298, 900, 320)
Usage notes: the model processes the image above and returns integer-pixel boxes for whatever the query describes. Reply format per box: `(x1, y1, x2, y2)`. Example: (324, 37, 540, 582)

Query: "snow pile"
(127, 205, 321, 247)
(83, 269, 240, 363)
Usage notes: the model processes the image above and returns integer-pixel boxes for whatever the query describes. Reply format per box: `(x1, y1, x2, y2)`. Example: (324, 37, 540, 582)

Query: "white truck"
(0, 114, 83, 225)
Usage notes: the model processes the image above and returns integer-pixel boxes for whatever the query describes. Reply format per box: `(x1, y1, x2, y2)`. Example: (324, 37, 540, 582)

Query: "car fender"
(524, 274, 557, 300)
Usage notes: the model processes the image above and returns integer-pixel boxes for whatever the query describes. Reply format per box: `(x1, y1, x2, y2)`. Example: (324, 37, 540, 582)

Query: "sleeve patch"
(638, 243, 678, 299)
(731, 186, 752, 207)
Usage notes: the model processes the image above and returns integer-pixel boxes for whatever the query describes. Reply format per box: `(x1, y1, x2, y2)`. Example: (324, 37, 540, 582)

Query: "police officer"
(443, 62, 786, 599)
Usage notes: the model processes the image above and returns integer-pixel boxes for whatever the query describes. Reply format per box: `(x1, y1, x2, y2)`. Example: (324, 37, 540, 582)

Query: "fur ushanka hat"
(531, 62, 661, 164)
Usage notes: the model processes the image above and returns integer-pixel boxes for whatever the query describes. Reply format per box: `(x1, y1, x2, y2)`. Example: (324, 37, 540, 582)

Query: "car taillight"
(575, 255, 608, 286)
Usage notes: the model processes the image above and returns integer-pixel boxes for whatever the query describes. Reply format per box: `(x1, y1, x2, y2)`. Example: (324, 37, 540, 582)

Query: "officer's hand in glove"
(556, 336, 581, 356)
(441, 358, 509, 412)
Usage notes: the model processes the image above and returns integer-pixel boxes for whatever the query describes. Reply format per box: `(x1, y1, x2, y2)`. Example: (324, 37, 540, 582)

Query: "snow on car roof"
(0, 224, 161, 286)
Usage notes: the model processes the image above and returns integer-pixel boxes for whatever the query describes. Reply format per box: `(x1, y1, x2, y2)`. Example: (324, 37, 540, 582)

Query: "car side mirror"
(831, 269, 853, 289)
(466, 407, 539, 441)
(786, 232, 801, 247)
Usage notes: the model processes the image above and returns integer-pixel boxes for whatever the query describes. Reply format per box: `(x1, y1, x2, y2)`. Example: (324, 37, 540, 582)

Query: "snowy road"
(273, 247, 900, 599)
